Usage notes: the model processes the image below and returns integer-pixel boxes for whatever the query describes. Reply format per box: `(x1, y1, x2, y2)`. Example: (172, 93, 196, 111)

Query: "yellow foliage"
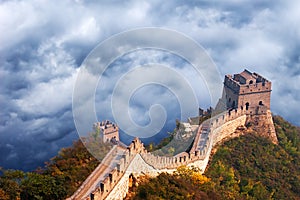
(0, 189, 9, 200)
(191, 172, 210, 185)
(175, 166, 210, 185)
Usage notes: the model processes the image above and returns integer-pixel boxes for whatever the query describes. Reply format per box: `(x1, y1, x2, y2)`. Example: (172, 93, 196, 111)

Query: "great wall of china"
(68, 69, 278, 200)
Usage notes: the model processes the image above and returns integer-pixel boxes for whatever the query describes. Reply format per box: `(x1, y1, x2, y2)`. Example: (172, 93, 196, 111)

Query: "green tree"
(20, 173, 65, 200)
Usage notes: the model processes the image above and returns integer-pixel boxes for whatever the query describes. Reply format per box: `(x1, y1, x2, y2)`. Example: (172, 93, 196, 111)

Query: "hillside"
(129, 116, 300, 199)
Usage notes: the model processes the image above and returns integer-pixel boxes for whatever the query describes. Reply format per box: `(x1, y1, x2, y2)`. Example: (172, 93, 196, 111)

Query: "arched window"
(109, 173, 113, 182)
(259, 101, 263, 105)
(100, 183, 104, 192)
(249, 80, 253, 84)
(245, 102, 250, 110)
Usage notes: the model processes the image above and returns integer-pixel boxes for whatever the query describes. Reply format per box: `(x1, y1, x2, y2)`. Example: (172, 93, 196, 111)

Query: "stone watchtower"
(223, 69, 271, 112)
(219, 69, 278, 143)
(93, 120, 119, 143)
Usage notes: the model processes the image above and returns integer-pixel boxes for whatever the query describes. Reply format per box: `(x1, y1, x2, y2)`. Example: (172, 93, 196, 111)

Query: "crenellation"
(109, 168, 118, 184)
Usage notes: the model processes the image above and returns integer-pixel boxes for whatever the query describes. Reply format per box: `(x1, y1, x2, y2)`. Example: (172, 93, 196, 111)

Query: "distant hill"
(128, 116, 300, 200)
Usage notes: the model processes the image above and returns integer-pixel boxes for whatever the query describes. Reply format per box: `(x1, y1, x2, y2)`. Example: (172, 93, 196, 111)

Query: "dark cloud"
(0, 0, 299, 171)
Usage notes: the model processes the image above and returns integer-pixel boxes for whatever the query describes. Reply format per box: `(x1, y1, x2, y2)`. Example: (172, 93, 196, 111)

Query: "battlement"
(94, 139, 146, 199)
(225, 70, 271, 93)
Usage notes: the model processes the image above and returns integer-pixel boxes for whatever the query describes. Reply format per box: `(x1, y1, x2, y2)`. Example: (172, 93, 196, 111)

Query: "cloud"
(14, 72, 76, 116)
(0, 0, 299, 171)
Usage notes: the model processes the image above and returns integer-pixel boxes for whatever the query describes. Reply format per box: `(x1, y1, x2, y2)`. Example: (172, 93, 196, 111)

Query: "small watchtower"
(93, 120, 119, 143)
(223, 69, 272, 112)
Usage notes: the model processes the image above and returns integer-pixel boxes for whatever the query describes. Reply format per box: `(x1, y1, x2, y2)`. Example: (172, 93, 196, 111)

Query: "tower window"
(259, 101, 263, 105)
(245, 102, 250, 110)
(109, 173, 113, 182)
(100, 183, 104, 192)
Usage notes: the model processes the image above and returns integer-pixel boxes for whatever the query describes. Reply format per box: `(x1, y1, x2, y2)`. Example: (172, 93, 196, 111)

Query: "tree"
(131, 166, 217, 200)
(0, 169, 24, 199)
(0, 188, 9, 200)
(20, 173, 65, 200)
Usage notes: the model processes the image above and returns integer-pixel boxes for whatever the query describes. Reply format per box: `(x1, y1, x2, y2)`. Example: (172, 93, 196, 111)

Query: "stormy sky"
(1, 0, 300, 171)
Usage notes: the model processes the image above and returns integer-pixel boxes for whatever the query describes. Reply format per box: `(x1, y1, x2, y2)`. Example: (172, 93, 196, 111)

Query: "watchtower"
(93, 120, 119, 143)
(223, 69, 272, 112)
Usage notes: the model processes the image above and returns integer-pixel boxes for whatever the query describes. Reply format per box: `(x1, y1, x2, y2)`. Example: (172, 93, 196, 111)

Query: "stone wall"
(246, 110, 278, 144)
(69, 107, 277, 200)
(104, 171, 129, 200)
(68, 138, 147, 200)
(188, 111, 247, 172)
(211, 115, 247, 147)
(105, 154, 161, 200)
(67, 146, 119, 200)
(238, 91, 271, 111)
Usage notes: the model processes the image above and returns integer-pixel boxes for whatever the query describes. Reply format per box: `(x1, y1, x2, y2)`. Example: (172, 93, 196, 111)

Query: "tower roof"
(232, 69, 269, 85)
(240, 69, 255, 80)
